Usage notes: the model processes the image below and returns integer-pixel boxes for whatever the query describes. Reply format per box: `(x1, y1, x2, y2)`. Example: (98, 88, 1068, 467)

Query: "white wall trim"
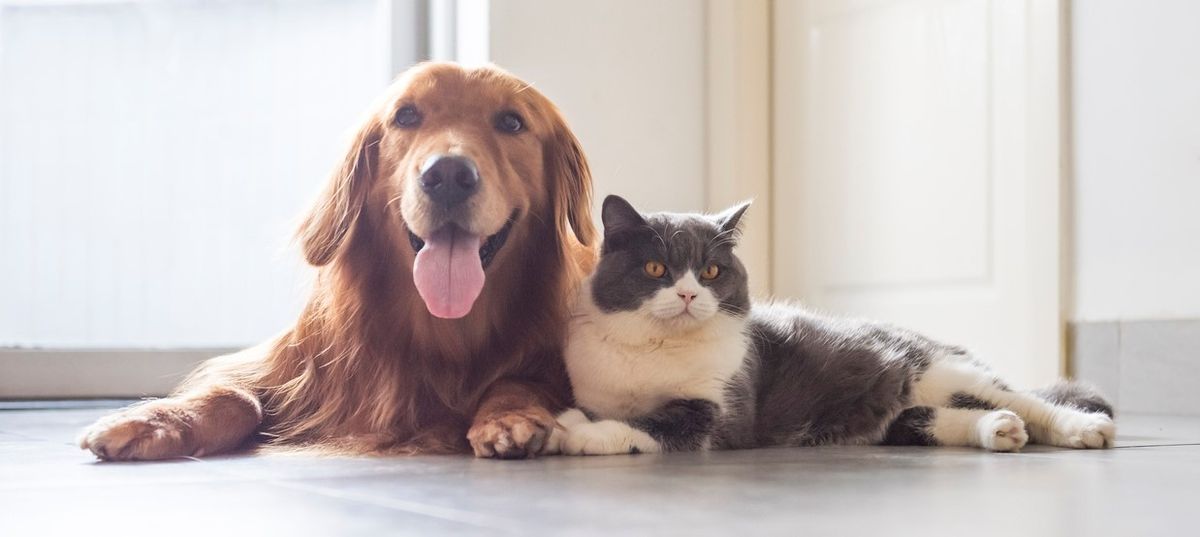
(427, 0, 457, 61)
(455, 0, 490, 66)
(1029, 0, 1069, 375)
(1059, 0, 1076, 370)
(381, 0, 429, 75)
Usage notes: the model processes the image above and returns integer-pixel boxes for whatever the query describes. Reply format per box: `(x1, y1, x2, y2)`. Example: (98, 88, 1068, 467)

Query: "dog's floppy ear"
(545, 113, 596, 247)
(298, 118, 382, 266)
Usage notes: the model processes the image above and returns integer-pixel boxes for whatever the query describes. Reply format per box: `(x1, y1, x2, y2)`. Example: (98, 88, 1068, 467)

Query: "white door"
(772, 0, 1064, 388)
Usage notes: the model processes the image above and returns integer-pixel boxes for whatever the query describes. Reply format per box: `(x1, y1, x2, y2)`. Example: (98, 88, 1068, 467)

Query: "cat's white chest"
(565, 310, 747, 420)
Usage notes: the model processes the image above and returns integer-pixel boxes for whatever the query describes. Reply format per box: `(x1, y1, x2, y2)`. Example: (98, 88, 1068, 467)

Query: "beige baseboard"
(1070, 319, 1200, 416)
(0, 348, 234, 399)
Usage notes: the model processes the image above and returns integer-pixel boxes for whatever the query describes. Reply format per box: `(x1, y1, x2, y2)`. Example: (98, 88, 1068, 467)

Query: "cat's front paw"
(977, 410, 1028, 452)
(561, 420, 661, 456)
(541, 408, 592, 455)
(1053, 412, 1116, 449)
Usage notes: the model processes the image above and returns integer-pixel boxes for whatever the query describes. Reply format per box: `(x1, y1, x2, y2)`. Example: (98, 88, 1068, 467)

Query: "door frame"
(705, 0, 774, 298)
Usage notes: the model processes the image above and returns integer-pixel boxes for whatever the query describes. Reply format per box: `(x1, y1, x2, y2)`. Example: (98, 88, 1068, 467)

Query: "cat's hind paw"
(1054, 412, 1116, 449)
(977, 410, 1028, 452)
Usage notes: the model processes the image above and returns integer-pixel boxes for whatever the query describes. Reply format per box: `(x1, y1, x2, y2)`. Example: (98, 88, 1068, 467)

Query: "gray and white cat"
(544, 195, 1116, 456)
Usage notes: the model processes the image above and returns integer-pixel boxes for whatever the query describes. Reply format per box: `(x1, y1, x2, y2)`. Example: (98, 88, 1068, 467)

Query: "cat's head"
(589, 195, 751, 333)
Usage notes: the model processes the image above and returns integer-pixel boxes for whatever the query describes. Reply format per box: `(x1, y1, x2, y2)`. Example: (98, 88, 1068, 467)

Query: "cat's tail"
(1032, 380, 1114, 417)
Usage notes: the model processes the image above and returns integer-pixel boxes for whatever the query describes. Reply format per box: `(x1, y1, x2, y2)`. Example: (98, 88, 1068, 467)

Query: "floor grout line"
(1114, 442, 1200, 449)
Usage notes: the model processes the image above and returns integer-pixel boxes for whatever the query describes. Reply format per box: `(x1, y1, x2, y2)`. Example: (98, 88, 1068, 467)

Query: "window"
(0, 0, 423, 397)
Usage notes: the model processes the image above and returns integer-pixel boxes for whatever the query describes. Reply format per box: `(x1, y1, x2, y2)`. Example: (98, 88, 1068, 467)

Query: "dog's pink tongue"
(413, 227, 485, 319)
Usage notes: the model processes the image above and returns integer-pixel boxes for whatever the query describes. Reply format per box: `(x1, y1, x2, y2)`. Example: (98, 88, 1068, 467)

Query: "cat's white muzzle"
(646, 273, 720, 328)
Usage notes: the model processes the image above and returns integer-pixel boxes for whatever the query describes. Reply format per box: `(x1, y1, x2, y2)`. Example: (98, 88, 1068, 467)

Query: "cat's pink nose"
(678, 292, 696, 306)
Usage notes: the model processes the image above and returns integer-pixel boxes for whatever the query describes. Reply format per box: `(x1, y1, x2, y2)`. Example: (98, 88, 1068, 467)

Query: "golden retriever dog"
(78, 62, 596, 459)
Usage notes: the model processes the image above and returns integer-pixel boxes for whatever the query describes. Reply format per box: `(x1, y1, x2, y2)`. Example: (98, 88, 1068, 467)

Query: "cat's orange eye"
(700, 264, 720, 280)
(644, 261, 667, 278)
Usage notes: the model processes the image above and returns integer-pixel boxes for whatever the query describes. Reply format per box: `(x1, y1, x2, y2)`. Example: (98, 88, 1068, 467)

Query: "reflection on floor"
(2, 402, 1198, 536)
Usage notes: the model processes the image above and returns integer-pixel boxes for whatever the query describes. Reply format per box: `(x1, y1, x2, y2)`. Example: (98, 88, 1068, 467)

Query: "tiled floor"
(2, 402, 1199, 536)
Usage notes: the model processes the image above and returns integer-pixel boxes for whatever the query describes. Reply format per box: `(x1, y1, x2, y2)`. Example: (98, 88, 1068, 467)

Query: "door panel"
(773, 0, 1063, 387)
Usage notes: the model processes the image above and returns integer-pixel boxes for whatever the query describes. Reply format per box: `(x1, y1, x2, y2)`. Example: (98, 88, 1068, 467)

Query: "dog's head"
(298, 62, 594, 319)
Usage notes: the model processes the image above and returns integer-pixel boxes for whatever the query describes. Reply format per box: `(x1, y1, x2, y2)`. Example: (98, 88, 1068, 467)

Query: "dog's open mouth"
(407, 211, 517, 319)
(407, 212, 516, 269)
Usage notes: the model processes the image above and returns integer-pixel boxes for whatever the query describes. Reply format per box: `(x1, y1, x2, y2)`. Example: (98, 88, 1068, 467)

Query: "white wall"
(0, 0, 764, 351)
(485, 0, 707, 215)
(1072, 0, 1200, 321)
(0, 0, 397, 347)
(482, 0, 773, 296)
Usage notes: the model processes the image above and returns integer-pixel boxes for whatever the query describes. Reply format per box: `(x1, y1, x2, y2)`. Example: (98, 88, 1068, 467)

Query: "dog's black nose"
(419, 155, 479, 208)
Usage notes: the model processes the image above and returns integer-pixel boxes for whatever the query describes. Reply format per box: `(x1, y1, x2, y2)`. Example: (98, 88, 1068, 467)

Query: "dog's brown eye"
(495, 111, 524, 134)
(700, 264, 720, 280)
(644, 261, 666, 279)
(395, 105, 422, 128)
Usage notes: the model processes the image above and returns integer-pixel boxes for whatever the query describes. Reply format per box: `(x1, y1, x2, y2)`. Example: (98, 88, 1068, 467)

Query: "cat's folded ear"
(601, 195, 648, 238)
(714, 200, 752, 241)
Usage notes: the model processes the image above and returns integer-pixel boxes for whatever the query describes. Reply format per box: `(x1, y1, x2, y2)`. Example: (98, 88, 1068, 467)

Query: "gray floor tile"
(0, 480, 483, 536)
(4, 404, 1200, 536)
(276, 445, 1200, 536)
(0, 399, 139, 411)
(0, 406, 117, 443)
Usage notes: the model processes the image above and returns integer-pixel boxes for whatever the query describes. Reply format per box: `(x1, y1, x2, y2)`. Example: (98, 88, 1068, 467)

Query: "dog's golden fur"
(79, 62, 597, 459)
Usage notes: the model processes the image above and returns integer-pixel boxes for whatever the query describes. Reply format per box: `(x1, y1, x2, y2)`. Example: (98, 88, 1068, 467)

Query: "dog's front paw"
(560, 420, 660, 456)
(79, 405, 193, 461)
(468, 409, 555, 459)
